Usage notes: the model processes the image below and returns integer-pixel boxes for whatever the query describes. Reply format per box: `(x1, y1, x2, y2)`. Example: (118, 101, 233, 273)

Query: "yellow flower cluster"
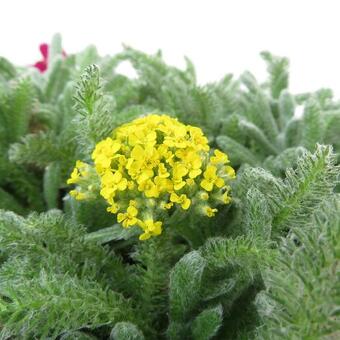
(68, 114, 235, 240)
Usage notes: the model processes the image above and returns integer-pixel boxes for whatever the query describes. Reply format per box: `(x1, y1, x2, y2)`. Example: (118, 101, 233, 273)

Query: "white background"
(1, 0, 340, 96)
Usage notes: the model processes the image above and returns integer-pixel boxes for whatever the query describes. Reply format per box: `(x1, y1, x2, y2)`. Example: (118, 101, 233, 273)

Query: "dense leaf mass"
(0, 34, 339, 339)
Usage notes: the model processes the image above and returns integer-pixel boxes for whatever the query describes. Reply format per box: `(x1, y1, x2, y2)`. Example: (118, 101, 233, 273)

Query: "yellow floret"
(200, 165, 225, 192)
(210, 149, 229, 164)
(117, 206, 139, 227)
(170, 192, 191, 210)
(138, 219, 163, 240)
(203, 206, 218, 217)
(67, 168, 80, 184)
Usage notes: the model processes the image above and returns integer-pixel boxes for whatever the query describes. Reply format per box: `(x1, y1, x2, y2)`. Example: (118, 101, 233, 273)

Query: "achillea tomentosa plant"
(0, 34, 339, 339)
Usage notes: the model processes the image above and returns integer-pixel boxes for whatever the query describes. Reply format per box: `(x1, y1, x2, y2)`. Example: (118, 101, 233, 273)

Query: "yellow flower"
(129, 200, 137, 207)
(225, 165, 236, 179)
(92, 138, 121, 159)
(200, 192, 209, 200)
(188, 163, 202, 179)
(154, 176, 173, 193)
(67, 168, 80, 184)
(210, 149, 229, 164)
(203, 206, 218, 217)
(127, 181, 135, 190)
(157, 145, 174, 165)
(117, 206, 139, 227)
(107, 202, 119, 214)
(221, 192, 231, 204)
(112, 154, 128, 172)
(138, 219, 163, 240)
(138, 179, 160, 198)
(158, 163, 170, 178)
(128, 130, 157, 147)
(100, 171, 127, 200)
(69, 190, 87, 200)
(176, 150, 202, 179)
(92, 138, 121, 174)
(67, 161, 89, 184)
(186, 178, 195, 186)
(170, 192, 191, 210)
(172, 164, 188, 191)
(200, 165, 225, 191)
(160, 201, 174, 210)
(164, 124, 188, 148)
(128, 145, 159, 183)
(187, 126, 209, 151)
(100, 186, 116, 200)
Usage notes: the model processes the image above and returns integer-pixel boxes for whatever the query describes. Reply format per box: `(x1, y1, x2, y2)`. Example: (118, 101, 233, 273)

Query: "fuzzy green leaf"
(216, 135, 259, 166)
(243, 187, 272, 238)
(9, 131, 61, 167)
(110, 322, 145, 340)
(192, 304, 223, 340)
(85, 224, 139, 244)
(0, 272, 133, 339)
(45, 58, 71, 103)
(261, 51, 289, 99)
(43, 162, 61, 209)
(169, 251, 206, 322)
(0, 188, 24, 214)
(240, 71, 279, 142)
(271, 144, 339, 234)
(239, 119, 279, 155)
(301, 99, 324, 150)
(256, 197, 340, 339)
(278, 90, 295, 125)
(0, 57, 16, 80)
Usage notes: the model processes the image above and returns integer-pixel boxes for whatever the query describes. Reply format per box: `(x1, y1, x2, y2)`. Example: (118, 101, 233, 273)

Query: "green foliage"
(270, 145, 338, 234)
(9, 131, 61, 167)
(0, 209, 136, 338)
(235, 145, 339, 239)
(0, 57, 16, 81)
(255, 197, 340, 339)
(0, 35, 339, 339)
(0, 210, 126, 283)
(260, 51, 289, 99)
(73, 64, 117, 155)
(0, 272, 133, 339)
(129, 234, 187, 338)
(168, 236, 273, 339)
(1, 78, 34, 143)
(0, 77, 45, 212)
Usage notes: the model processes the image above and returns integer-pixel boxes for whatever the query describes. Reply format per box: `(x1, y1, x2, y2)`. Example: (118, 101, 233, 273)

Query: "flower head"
(67, 114, 235, 240)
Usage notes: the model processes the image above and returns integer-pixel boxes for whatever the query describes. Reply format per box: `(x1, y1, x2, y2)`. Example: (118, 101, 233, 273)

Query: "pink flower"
(33, 43, 49, 73)
(33, 43, 67, 73)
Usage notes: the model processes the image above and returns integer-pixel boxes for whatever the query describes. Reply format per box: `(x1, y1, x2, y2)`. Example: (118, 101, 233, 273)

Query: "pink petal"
(34, 61, 48, 73)
(39, 43, 49, 59)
